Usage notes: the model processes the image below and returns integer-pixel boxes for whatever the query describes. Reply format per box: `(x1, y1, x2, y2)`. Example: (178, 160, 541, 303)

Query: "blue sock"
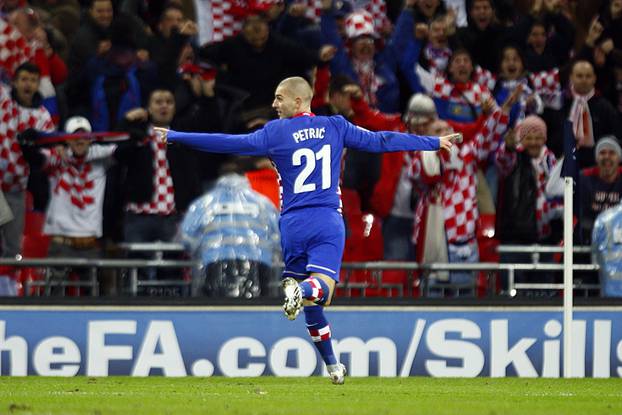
(299, 277, 329, 304)
(304, 306, 337, 366)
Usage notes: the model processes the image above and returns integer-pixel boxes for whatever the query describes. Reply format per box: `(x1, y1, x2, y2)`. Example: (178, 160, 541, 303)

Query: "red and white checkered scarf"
(495, 143, 561, 239)
(410, 109, 509, 244)
(45, 149, 96, 209)
(126, 135, 176, 215)
(569, 85, 595, 148)
(352, 58, 380, 108)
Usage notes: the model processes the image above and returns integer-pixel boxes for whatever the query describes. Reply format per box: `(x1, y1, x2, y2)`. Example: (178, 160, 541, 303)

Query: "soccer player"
(155, 77, 459, 384)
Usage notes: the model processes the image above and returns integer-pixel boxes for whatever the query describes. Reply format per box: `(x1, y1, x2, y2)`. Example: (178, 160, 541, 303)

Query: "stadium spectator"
(350, 92, 440, 260)
(67, 0, 115, 76)
(30, 0, 82, 42)
(496, 115, 560, 243)
(148, 3, 198, 90)
(549, 60, 622, 167)
(155, 76, 458, 383)
(119, 88, 202, 245)
(398, 42, 495, 124)
(321, 8, 399, 112)
(7, 8, 64, 124)
(75, 16, 157, 131)
(199, 11, 334, 131)
(391, 4, 455, 78)
(408, 88, 518, 296)
(0, 62, 54, 258)
(456, 0, 509, 72)
(577, 14, 622, 114)
(408, 0, 447, 25)
(174, 63, 236, 189)
(578, 136, 622, 243)
(493, 45, 545, 126)
(66, 0, 150, 116)
(495, 116, 561, 294)
(375, 95, 438, 260)
(23, 117, 124, 294)
(514, 0, 575, 72)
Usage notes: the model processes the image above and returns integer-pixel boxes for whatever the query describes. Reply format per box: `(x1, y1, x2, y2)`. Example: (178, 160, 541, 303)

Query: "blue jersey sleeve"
(167, 128, 270, 156)
(337, 117, 439, 152)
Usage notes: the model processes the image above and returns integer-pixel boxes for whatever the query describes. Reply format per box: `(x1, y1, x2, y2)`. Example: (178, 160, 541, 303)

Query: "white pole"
(563, 176, 574, 378)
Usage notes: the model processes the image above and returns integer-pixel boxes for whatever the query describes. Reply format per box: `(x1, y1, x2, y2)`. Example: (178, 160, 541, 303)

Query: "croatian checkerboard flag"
(194, 0, 389, 45)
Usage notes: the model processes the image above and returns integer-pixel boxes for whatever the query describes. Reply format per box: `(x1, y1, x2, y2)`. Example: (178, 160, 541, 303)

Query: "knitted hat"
(404, 93, 437, 124)
(595, 136, 622, 158)
(518, 115, 547, 141)
(344, 10, 376, 39)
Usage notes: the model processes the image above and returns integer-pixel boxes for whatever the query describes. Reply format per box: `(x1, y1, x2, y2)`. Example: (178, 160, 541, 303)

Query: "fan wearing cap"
(321, 7, 400, 113)
(578, 136, 622, 243)
(32, 116, 118, 292)
(495, 115, 561, 247)
(0, 62, 55, 259)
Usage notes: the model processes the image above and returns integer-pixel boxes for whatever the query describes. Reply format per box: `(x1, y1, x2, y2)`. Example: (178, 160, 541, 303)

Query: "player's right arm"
(155, 127, 270, 156)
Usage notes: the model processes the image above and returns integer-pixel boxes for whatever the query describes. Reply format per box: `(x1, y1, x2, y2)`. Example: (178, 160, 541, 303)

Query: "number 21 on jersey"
(292, 144, 331, 194)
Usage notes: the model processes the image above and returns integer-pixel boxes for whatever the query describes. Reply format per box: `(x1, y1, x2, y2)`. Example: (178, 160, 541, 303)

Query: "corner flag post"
(561, 120, 577, 378)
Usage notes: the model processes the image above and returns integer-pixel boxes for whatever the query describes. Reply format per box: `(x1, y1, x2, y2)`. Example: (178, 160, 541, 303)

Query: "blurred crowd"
(0, 0, 621, 297)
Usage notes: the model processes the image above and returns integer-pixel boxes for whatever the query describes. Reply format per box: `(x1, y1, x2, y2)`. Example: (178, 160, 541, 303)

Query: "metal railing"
(339, 261, 600, 297)
(496, 244, 597, 296)
(0, 258, 601, 298)
(0, 256, 199, 296)
(0, 244, 601, 297)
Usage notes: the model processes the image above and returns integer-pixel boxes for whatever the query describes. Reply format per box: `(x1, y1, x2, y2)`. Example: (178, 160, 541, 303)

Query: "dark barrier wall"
(0, 306, 621, 377)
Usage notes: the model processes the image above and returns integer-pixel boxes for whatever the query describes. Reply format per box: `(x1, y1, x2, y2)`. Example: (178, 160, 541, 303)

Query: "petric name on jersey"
(292, 127, 325, 143)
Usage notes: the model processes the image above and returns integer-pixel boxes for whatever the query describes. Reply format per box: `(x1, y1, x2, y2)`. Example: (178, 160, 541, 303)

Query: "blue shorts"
(279, 208, 345, 282)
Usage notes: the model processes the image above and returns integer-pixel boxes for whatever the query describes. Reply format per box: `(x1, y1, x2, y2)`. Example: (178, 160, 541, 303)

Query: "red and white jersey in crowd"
(417, 65, 494, 105)
(495, 143, 561, 239)
(0, 18, 34, 77)
(409, 109, 509, 244)
(0, 19, 56, 124)
(126, 135, 176, 216)
(0, 84, 54, 193)
(42, 144, 116, 238)
(474, 67, 563, 111)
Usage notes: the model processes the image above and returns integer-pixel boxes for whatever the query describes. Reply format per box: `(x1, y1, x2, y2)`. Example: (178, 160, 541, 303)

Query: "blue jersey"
(167, 114, 439, 215)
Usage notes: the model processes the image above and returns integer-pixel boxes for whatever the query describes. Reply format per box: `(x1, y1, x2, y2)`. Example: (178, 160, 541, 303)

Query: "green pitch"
(0, 377, 621, 415)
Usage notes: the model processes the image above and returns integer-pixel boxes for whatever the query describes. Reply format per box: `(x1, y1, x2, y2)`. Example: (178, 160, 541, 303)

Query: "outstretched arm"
(155, 127, 270, 157)
(340, 119, 459, 153)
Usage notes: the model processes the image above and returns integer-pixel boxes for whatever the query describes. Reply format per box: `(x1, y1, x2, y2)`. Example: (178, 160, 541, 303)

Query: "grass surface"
(0, 377, 621, 415)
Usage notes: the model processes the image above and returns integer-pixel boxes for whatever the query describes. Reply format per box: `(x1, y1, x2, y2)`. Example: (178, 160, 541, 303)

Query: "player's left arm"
(156, 127, 270, 156)
(341, 118, 457, 153)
